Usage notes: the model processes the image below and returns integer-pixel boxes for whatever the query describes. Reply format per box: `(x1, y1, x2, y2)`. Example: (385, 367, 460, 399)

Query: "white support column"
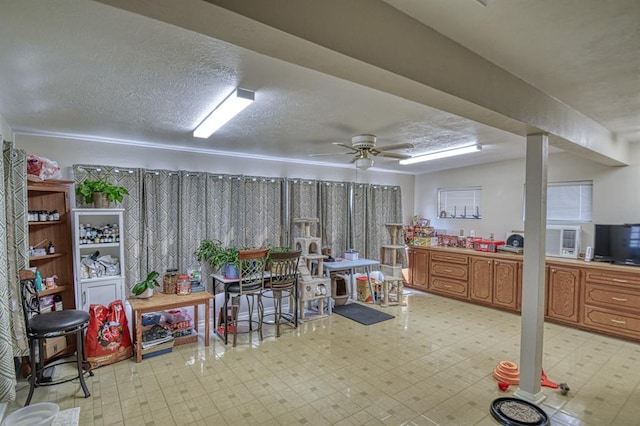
(514, 134, 548, 404)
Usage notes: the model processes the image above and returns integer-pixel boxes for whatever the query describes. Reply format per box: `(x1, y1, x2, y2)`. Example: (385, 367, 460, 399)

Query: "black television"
(594, 224, 640, 266)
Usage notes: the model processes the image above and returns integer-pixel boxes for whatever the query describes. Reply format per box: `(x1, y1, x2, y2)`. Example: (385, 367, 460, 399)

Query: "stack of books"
(141, 335, 174, 359)
(141, 322, 174, 360)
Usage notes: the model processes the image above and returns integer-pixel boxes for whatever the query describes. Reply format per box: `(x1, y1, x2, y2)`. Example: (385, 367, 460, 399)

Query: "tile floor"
(6, 290, 640, 425)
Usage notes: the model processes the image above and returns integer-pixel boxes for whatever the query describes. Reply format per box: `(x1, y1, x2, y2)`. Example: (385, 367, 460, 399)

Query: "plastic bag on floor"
(86, 300, 133, 368)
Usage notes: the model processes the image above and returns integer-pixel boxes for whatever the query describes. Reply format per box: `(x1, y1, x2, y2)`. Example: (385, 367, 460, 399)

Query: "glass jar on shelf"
(177, 275, 191, 295)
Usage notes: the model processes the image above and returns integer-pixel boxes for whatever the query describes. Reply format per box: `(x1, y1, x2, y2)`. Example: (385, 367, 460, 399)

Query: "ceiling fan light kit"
(399, 144, 482, 165)
(193, 88, 254, 139)
(355, 157, 374, 170)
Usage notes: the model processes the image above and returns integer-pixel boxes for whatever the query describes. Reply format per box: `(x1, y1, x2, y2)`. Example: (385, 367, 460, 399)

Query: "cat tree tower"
(294, 218, 331, 319)
(379, 223, 407, 307)
(294, 218, 328, 276)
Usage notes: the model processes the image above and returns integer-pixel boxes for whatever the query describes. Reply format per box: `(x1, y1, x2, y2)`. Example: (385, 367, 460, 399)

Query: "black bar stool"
(20, 270, 93, 406)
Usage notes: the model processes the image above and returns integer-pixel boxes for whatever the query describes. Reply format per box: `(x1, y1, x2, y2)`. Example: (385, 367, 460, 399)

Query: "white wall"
(15, 133, 415, 222)
(413, 148, 640, 250)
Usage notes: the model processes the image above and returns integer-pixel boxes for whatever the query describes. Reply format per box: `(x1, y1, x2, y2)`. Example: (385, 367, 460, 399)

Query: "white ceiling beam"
(96, 0, 628, 166)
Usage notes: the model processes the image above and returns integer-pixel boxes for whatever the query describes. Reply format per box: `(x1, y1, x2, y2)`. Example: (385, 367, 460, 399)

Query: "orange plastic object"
(541, 369, 559, 388)
(493, 361, 520, 385)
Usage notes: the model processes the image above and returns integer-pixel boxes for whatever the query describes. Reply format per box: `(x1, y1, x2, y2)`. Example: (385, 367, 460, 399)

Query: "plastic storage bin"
(164, 308, 188, 323)
(1, 402, 59, 426)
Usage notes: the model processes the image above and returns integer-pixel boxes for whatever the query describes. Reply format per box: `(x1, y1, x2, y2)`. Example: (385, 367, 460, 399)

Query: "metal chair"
(19, 270, 93, 406)
(227, 248, 269, 347)
(262, 250, 301, 337)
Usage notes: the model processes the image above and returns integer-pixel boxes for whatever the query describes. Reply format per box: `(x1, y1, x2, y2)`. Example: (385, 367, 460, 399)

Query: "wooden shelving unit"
(28, 179, 77, 359)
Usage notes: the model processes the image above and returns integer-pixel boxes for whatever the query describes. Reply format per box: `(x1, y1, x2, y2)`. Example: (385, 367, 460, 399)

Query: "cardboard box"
(44, 336, 67, 359)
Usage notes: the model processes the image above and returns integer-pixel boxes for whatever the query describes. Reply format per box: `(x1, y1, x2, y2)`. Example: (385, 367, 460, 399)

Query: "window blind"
(438, 187, 482, 218)
(547, 181, 592, 222)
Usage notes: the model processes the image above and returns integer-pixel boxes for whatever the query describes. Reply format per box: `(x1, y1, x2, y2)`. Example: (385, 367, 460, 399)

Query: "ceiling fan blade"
(377, 142, 414, 152)
(349, 153, 361, 163)
(332, 142, 358, 152)
(376, 151, 412, 159)
(308, 152, 352, 157)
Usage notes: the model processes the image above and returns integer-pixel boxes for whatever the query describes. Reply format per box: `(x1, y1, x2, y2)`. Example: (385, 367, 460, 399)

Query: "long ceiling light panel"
(399, 144, 482, 165)
(193, 88, 254, 138)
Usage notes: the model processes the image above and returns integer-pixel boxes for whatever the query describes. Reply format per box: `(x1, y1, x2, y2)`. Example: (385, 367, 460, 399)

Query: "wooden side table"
(128, 292, 213, 362)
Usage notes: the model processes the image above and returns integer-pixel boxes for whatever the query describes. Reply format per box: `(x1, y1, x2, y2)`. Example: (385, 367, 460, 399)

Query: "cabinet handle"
(82, 291, 86, 306)
(444, 269, 452, 273)
(612, 278, 629, 283)
(611, 297, 628, 302)
(444, 285, 452, 288)
(610, 319, 626, 325)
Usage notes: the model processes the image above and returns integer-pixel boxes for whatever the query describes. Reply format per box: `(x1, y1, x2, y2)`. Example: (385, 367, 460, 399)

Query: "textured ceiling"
(0, 0, 637, 174)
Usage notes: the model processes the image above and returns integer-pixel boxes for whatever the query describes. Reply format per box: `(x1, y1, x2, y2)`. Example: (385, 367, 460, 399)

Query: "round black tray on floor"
(490, 397, 550, 426)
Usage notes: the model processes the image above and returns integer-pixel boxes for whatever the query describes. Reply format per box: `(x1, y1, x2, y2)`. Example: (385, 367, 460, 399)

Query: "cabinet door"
(470, 257, 493, 303)
(546, 266, 581, 323)
(79, 278, 123, 311)
(493, 259, 520, 311)
(412, 249, 429, 290)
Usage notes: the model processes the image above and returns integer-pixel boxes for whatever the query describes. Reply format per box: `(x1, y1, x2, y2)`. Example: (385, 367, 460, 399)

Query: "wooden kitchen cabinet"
(581, 269, 640, 340)
(429, 251, 468, 299)
(546, 265, 581, 323)
(493, 258, 521, 311)
(469, 256, 521, 311)
(470, 257, 493, 303)
(408, 246, 640, 343)
(409, 248, 429, 290)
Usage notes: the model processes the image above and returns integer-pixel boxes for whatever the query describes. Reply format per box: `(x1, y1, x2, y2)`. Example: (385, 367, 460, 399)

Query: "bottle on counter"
(35, 270, 43, 292)
(53, 295, 63, 311)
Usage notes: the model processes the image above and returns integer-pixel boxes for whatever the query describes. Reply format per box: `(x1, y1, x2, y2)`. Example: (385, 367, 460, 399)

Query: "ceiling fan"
(311, 134, 413, 170)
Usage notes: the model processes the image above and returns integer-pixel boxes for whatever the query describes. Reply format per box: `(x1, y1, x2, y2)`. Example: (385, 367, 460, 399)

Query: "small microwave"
(546, 225, 581, 258)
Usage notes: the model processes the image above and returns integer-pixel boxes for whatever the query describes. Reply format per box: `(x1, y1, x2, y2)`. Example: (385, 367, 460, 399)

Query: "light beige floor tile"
(8, 291, 640, 426)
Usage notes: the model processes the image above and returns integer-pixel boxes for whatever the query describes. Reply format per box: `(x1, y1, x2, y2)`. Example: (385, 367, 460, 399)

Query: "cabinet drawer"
(583, 305, 640, 338)
(431, 262, 468, 280)
(430, 252, 468, 265)
(431, 278, 468, 297)
(585, 270, 640, 286)
(583, 283, 640, 312)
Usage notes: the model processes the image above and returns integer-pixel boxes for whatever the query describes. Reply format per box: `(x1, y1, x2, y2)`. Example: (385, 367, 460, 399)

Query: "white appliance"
(546, 225, 581, 258)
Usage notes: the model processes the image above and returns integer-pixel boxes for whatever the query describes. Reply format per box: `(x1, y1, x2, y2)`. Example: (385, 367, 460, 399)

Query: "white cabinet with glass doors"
(72, 208, 125, 311)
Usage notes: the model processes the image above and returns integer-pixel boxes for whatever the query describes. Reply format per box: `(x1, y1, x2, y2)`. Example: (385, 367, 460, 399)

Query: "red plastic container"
(473, 239, 505, 253)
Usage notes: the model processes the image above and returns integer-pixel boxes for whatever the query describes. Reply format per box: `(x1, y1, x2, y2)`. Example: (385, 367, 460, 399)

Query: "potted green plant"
(195, 239, 240, 278)
(75, 178, 129, 208)
(131, 271, 161, 298)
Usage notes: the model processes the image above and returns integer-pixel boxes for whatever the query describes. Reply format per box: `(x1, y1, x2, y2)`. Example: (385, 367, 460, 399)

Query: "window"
(438, 187, 482, 219)
(547, 181, 592, 222)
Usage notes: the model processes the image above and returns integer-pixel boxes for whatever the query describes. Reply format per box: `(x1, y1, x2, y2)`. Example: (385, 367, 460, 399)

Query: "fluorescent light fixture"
(399, 144, 482, 165)
(355, 157, 374, 170)
(193, 88, 254, 138)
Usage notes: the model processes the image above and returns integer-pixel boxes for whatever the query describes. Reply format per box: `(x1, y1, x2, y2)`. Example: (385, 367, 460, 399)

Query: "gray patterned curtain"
(365, 184, 404, 263)
(73, 165, 143, 288)
(289, 179, 319, 244)
(243, 176, 283, 248)
(204, 174, 243, 248)
(1, 141, 28, 403)
(319, 180, 350, 259)
(179, 172, 208, 272)
(142, 170, 181, 277)
(73, 163, 403, 288)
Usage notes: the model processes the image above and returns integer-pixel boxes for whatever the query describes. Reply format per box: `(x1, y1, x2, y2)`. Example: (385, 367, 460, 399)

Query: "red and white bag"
(86, 300, 133, 368)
